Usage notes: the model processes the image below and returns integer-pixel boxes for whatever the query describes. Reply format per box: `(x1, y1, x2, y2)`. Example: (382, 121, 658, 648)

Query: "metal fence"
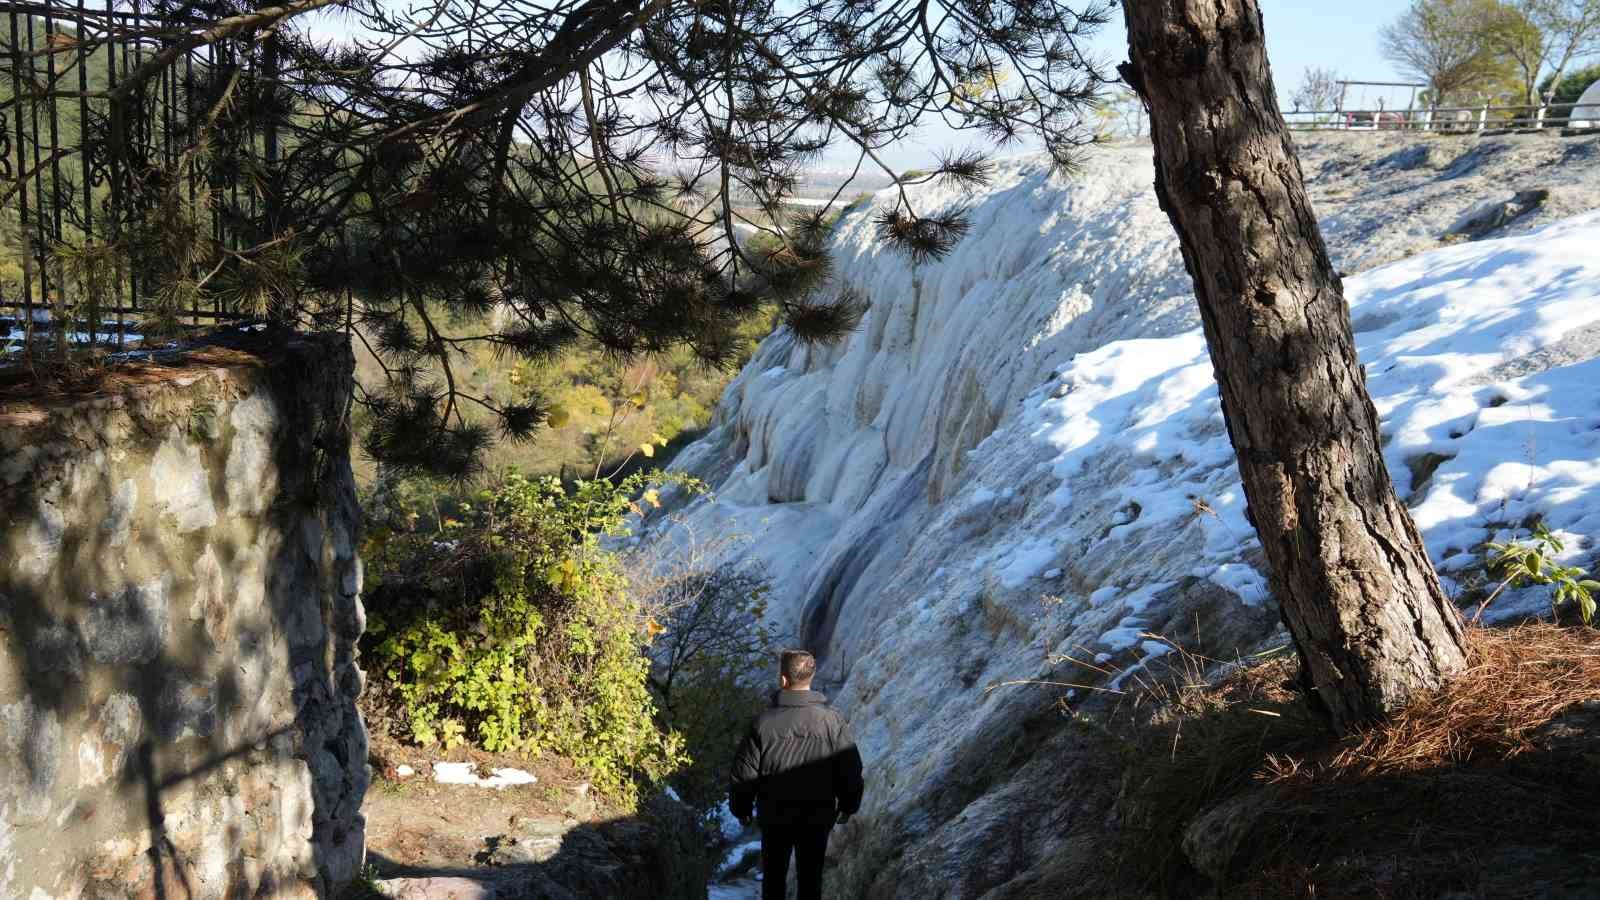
(1284, 102, 1594, 133)
(1282, 78, 1598, 133)
(2, 0, 266, 359)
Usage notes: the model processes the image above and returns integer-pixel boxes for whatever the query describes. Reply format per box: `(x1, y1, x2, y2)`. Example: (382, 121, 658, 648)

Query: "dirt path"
(361, 735, 778, 898)
(364, 775, 593, 874)
(360, 738, 756, 898)
(360, 738, 613, 890)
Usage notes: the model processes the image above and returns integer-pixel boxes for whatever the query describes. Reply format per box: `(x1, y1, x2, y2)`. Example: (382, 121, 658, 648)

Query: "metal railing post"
(10, 9, 37, 361)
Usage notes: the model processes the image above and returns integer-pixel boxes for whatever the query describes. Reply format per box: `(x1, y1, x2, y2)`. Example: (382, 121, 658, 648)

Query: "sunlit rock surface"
(641, 131, 1600, 896)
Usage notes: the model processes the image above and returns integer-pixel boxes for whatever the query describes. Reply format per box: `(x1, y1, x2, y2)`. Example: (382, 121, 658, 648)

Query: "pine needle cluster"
(8, 0, 1115, 474)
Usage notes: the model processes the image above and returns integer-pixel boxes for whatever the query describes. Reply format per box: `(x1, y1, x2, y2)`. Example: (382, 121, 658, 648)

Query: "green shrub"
(657, 655, 771, 813)
(639, 792, 719, 899)
(362, 471, 702, 804)
(1540, 64, 1600, 124)
(1482, 523, 1598, 624)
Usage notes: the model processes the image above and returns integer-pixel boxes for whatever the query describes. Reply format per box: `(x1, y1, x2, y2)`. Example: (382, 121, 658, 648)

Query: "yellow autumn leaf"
(639, 443, 655, 458)
(629, 391, 647, 408)
(650, 433, 668, 445)
(643, 489, 661, 508)
(546, 557, 580, 590)
(645, 618, 667, 637)
(950, 69, 1009, 110)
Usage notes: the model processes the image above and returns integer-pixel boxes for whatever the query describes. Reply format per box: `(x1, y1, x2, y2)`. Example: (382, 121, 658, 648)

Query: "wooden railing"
(1283, 102, 1595, 133)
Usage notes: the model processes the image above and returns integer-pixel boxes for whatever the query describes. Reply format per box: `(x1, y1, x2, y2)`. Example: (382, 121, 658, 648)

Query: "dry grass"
(1114, 623, 1600, 897)
(1113, 646, 1322, 890)
(0, 331, 283, 426)
(1265, 623, 1600, 783)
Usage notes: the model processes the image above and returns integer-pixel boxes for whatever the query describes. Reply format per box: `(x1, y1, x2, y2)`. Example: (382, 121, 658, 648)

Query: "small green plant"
(1480, 524, 1598, 625)
(362, 470, 704, 805)
(627, 542, 784, 814)
(187, 401, 218, 440)
(338, 862, 385, 899)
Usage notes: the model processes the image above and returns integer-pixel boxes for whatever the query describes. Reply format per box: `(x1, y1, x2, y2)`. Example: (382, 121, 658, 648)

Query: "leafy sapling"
(1477, 524, 1598, 625)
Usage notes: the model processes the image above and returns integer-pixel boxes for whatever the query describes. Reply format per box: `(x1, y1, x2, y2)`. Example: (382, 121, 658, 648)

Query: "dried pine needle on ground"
(1117, 624, 1600, 898)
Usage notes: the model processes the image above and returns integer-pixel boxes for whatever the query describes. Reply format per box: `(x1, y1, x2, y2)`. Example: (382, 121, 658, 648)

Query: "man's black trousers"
(761, 822, 831, 900)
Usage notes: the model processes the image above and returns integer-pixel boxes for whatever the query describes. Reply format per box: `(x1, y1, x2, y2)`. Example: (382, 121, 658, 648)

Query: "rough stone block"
(377, 877, 498, 900)
(0, 334, 367, 897)
(226, 392, 279, 516)
(156, 678, 218, 742)
(150, 428, 217, 532)
(286, 601, 327, 649)
(299, 515, 326, 565)
(339, 557, 362, 598)
(25, 623, 84, 678)
(18, 502, 66, 578)
(103, 478, 138, 547)
(1, 697, 62, 799)
(82, 576, 171, 665)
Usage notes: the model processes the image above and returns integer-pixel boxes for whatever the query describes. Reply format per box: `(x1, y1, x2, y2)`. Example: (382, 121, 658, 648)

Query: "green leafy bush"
(1483, 523, 1598, 624)
(1540, 64, 1600, 125)
(362, 471, 702, 803)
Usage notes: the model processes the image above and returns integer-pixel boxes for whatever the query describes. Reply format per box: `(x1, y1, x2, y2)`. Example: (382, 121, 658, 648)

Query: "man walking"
(731, 649, 865, 900)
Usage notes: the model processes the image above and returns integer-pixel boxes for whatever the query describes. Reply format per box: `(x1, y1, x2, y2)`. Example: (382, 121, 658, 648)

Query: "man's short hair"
(781, 649, 817, 684)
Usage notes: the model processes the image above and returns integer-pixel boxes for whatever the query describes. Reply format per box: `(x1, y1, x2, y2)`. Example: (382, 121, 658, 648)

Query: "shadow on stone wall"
(0, 333, 367, 898)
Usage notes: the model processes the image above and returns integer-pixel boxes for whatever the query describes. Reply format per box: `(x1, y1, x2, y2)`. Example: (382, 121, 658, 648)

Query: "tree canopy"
(1381, 0, 1600, 106)
(6, 0, 1114, 476)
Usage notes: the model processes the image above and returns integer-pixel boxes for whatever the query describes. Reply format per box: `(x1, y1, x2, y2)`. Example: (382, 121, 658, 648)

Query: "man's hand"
(836, 813, 852, 826)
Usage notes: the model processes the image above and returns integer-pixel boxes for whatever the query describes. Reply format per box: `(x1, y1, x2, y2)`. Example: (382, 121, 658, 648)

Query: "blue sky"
(876, 0, 1414, 167)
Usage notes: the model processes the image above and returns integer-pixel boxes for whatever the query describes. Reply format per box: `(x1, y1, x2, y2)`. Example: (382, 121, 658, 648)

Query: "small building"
(1572, 80, 1600, 128)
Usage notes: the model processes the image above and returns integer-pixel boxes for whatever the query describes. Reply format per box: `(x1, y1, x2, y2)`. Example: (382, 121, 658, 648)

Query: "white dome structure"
(1571, 80, 1600, 128)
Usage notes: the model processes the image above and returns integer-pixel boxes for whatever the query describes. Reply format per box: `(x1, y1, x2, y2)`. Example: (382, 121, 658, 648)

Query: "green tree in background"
(1485, 0, 1600, 106)
(1540, 60, 1600, 119)
(1382, 0, 1522, 105)
(1380, 0, 1600, 109)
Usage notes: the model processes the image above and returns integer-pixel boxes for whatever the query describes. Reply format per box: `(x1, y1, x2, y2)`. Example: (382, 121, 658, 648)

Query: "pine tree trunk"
(1121, 0, 1468, 732)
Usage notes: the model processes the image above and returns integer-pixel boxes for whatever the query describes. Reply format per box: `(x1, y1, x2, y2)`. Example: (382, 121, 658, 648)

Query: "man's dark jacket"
(730, 690, 865, 826)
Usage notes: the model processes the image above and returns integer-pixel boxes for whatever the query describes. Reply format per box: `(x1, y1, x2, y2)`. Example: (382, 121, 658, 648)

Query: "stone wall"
(0, 334, 368, 898)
